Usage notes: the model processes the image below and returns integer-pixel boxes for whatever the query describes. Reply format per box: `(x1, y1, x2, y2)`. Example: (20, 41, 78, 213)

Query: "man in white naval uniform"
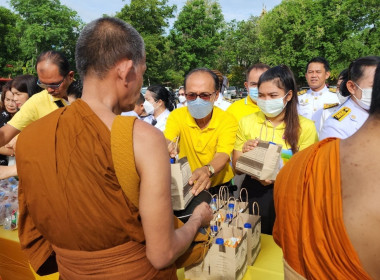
(298, 57, 339, 131)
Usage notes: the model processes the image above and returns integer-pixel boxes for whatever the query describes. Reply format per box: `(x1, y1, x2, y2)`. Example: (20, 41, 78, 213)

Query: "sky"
(0, 0, 283, 24)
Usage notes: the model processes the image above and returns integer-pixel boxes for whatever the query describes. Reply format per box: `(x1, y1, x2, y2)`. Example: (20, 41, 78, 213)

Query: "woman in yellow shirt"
(232, 65, 318, 234)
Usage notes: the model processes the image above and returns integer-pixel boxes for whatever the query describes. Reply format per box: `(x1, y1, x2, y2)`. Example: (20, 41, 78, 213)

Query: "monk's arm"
(0, 124, 20, 148)
(134, 120, 212, 270)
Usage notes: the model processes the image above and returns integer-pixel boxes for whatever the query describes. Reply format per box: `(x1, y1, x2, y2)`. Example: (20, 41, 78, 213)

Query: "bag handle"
(252, 201, 260, 216)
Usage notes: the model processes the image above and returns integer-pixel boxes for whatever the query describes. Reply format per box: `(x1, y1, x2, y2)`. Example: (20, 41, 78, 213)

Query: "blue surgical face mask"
(187, 97, 213, 119)
(249, 87, 258, 102)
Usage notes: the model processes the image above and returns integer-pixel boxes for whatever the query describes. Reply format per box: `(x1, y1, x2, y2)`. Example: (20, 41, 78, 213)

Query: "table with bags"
(1, 226, 283, 280)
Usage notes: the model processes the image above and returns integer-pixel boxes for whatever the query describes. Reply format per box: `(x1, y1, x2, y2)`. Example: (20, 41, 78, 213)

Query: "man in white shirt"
(298, 57, 339, 128)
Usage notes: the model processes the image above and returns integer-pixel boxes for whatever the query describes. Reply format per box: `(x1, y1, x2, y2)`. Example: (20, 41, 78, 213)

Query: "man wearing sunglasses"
(164, 68, 238, 197)
(0, 50, 73, 148)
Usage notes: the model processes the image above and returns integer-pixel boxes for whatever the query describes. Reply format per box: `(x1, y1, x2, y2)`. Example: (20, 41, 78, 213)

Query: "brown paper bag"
(171, 157, 194, 210)
(231, 202, 261, 266)
(235, 140, 282, 181)
(184, 227, 248, 280)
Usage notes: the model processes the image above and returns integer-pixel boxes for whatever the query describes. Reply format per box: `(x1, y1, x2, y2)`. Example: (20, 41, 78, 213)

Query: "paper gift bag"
(185, 227, 248, 280)
(231, 202, 261, 266)
(171, 157, 194, 210)
(235, 140, 282, 181)
(209, 226, 248, 280)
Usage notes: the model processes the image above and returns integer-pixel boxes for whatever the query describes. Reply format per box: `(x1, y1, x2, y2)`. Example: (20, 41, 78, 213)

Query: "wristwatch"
(205, 164, 215, 178)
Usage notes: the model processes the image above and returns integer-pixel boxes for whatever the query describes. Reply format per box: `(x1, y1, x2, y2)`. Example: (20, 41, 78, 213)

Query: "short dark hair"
(75, 17, 145, 79)
(258, 65, 300, 154)
(340, 56, 380, 97)
(369, 63, 380, 116)
(306, 57, 330, 72)
(136, 93, 145, 105)
(246, 63, 271, 80)
(147, 85, 176, 111)
(12, 75, 40, 98)
(67, 80, 83, 99)
(184, 68, 219, 92)
(36, 51, 70, 77)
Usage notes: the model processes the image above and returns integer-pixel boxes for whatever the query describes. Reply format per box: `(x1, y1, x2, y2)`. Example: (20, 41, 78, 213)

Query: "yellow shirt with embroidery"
(164, 106, 238, 187)
(8, 90, 69, 131)
(234, 111, 318, 164)
(226, 96, 260, 122)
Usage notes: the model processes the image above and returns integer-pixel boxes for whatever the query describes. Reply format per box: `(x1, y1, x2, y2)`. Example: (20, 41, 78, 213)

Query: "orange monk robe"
(273, 138, 372, 280)
(16, 99, 177, 279)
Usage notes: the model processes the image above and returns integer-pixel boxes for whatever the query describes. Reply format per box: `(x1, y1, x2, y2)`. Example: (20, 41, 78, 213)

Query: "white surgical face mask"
(257, 92, 289, 118)
(178, 95, 186, 103)
(337, 93, 349, 104)
(353, 83, 372, 110)
(187, 97, 213, 119)
(143, 100, 155, 115)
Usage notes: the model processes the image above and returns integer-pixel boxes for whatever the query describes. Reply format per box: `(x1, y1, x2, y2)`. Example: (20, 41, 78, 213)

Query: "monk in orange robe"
(273, 60, 380, 279)
(16, 17, 212, 280)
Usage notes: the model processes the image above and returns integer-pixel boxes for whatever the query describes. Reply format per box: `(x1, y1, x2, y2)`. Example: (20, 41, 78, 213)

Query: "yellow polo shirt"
(226, 96, 260, 122)
(234, 111, 318, 164)
(164, 106, 238, 187)
(8, 90, 69, 131)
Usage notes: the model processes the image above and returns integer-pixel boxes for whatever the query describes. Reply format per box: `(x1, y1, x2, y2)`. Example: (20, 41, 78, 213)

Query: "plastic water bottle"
(216, 238, 224, 245)
(225, 203, 235, 223)
(211, 225, 218, 236)
(244, 223, 252, 229)
(210, 197, 217, 211)
(3, 203, 12, 230)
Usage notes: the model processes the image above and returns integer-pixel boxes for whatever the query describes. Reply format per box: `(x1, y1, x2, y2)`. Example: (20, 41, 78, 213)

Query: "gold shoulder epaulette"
(332, 107, 351, 121)
(329, 87, 337, 93)
(298, 89, 307, 96)
(323, 103, 339, 110)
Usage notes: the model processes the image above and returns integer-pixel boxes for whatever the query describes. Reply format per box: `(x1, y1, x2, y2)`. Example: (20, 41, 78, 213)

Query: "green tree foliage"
(257, 0, 380, 84)
(169, 0, 225, 74)
(0, 7, 21, 77)
(215, 17, 263, 87)
(9, 0, 83, 75)
(117, 0, 176, 86)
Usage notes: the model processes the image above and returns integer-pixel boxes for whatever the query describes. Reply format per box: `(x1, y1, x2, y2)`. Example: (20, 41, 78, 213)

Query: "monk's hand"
(242, 139, 259, 153)
(190, 202, 213, 228)
(258, 179, 274, 186)
(5, 136, 18, 152)
(189, 167, 211, 196)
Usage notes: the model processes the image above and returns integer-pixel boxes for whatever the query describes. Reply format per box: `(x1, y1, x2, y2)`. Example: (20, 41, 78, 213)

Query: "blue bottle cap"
(216, 238, 224, 245)
(244, 223, 252, 229)
(170, 158, 175, 164)
(228, 203, 235, 208)
(226, 213, 233, 220)
(211, 197, 217, 202)
(211, 225, 218, 231)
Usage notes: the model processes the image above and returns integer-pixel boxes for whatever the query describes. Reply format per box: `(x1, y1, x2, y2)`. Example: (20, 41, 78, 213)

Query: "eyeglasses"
(185, 92, 216, 101)
(37, 74, 67, 89)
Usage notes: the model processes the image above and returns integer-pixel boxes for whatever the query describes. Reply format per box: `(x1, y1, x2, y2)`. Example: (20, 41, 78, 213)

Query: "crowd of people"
(1, 16, 378, 279)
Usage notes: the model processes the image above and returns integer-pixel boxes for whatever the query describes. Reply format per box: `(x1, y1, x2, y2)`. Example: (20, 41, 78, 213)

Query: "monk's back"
(340, 121, 380, 280)
(17, 100, 144, 251)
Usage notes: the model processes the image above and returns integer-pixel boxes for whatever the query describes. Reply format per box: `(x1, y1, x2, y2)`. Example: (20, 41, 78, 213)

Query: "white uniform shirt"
(214, 93, 231, 111)
(319, 97, 369, 140)
(177, 102, 187, 108)
(121, 110, 140, 118)
(143, 109, 170, 132)
(313, 103, 340, 135)
(297, 86, 340, 122)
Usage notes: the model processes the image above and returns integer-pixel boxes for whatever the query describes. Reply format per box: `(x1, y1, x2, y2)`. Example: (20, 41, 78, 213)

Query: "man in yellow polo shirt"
(0, 50, 73, 147)
(164, 68, 238, 196)
(227, 63, 270, 121)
